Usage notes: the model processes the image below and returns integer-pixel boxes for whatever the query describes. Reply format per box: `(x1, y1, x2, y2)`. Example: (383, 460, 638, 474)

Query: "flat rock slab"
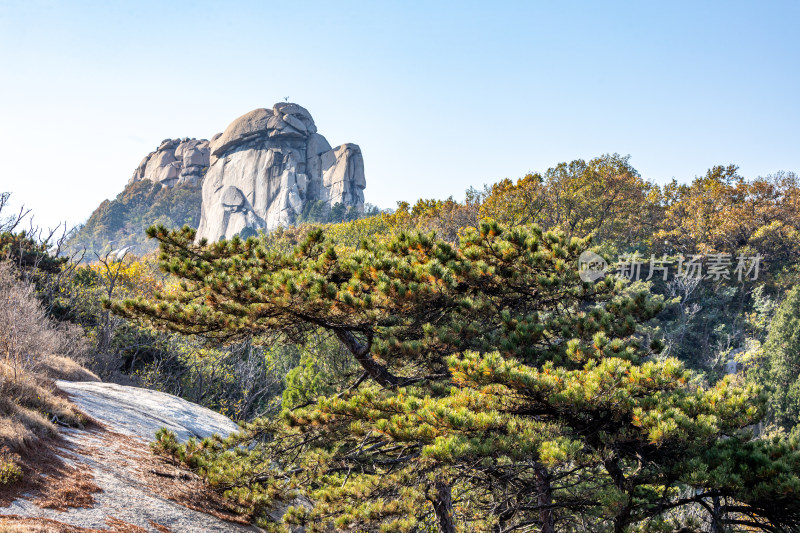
(0, 380, 258, 533)
(56, 380, 241, 442)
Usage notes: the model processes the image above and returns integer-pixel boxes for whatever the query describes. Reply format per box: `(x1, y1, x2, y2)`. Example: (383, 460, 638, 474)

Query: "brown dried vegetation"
(0, 261, 93, 499)
(0, 515, 171, 532)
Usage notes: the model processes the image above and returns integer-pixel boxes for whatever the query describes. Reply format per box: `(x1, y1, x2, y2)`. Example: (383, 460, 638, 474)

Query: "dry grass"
(0, 359, 87, 454)
(0, 434, 95, 509)
(148, 522, 176, 533)
(0, 424, 224, 532)
(0, 524, 49, 532)
(0, 515, 158, 532)
(105, 517, 166, 532)
(0, 261, 94, 495)
(0, 517, 96, 532)
(0, 359, 95, 508)
(34, 355, 100, 383)
(0, 519, 74, 532)
(32, 464, 101, 511)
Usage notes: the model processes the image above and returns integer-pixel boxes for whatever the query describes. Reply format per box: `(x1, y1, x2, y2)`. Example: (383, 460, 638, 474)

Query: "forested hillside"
(66, 180, 204, 258)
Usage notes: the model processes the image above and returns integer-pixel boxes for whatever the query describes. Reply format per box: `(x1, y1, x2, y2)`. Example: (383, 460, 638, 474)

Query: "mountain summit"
(69, 103, 367, 255)
(196, 102, 366, 241)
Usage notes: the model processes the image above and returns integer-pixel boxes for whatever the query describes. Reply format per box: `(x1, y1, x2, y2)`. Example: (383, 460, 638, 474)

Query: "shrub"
(0, 454, 22, 486)
(0, 261, 62, 373)
(0, 261, 88, 456)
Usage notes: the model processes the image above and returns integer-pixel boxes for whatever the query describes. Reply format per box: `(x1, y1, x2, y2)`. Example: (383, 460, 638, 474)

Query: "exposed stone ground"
(0, 381, 260, 533)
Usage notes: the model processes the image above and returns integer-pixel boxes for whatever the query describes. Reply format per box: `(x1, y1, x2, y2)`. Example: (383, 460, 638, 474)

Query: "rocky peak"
(130, 137, 210, 188)
(124, 103, 366, 242)
(208, 103, 319, 161)
(195, 102, 366, 242)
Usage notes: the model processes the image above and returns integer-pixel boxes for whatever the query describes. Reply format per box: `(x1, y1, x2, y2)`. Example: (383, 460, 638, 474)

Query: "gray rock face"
(130, 137, 210, 188)
(56, 380, 239, 442)
(195, 102, 366, 241)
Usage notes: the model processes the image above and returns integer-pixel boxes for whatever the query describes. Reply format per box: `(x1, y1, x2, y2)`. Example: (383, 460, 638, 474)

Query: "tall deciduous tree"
(655, 166, 800, 265)
(480, 154, 661, 247)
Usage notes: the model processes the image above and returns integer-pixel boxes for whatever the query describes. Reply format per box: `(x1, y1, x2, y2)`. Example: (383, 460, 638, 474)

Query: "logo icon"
(578, 251, 608, 282)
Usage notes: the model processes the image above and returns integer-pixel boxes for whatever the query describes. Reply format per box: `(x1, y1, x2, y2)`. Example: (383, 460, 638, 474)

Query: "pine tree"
(761, 286, 800, 431)
(113, 222, 800, 532)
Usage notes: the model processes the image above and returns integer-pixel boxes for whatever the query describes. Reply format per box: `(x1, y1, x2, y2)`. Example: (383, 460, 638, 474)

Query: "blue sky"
(1, 0, 798, 230)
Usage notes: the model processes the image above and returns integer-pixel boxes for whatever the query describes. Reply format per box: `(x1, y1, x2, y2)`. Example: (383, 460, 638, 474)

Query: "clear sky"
(1, 0, 799, 230)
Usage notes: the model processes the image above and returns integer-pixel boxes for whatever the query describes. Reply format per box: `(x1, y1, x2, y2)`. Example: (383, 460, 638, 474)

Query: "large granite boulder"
(130, 138, 210, 188)
(195, 103, 366, 242)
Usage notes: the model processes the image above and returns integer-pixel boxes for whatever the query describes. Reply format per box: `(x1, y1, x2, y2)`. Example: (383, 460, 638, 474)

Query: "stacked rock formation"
(195, 103, 366, 241)
(129, 138, 210, 188)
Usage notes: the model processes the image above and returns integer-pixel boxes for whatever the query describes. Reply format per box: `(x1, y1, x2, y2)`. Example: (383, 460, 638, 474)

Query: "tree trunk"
(604, 459, 631, 533)
(334, 329, 400, 387)
(431, 479, 457, 533)
(534, 463, 555, 533)
(710, 495, 722, 533)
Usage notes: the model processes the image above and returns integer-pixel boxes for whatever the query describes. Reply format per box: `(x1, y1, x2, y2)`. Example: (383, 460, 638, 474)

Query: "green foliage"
(475, 161, 800, 374)
(282, 340, 358, 410)
(315, 213, 394, 250)
(0, 230, 66, 276)
(0, 454, 23, 486)
(297, 200, 382, 225)
(480, 154, 661, 247)
(9, 152, 800, 531)
(111, 219, 800, 532)
(0, 192, 69, 300)
(760, 286, 800, 431)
